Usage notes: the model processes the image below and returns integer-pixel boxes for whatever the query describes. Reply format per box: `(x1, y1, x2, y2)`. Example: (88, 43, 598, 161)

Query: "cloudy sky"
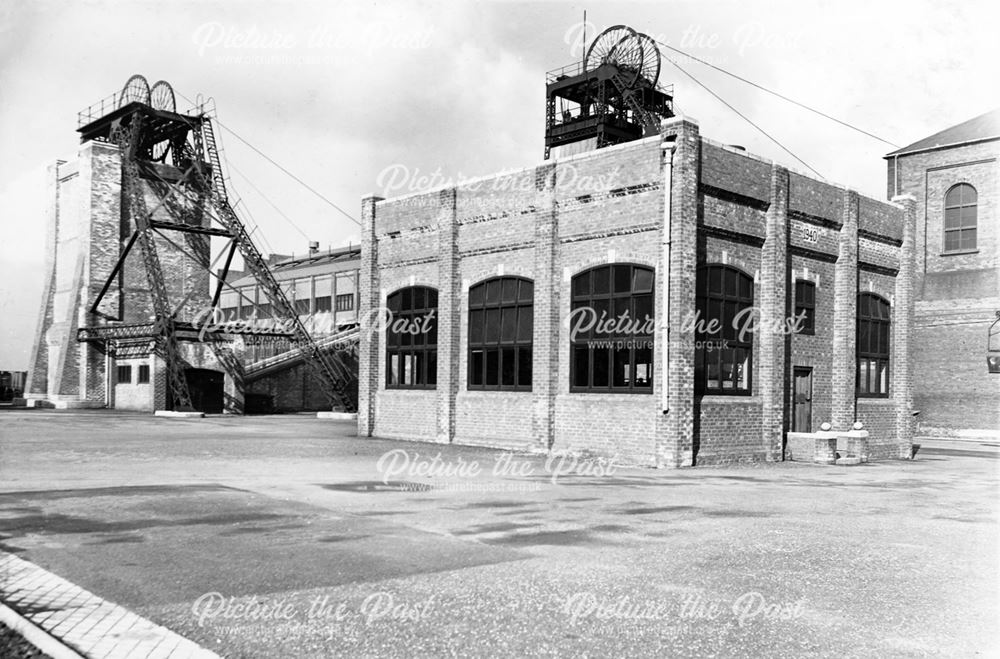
(1, 0, 997, 370)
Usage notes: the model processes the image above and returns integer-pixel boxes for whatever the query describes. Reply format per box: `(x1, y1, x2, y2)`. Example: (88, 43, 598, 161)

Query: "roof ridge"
(886, 108, 1000, 157)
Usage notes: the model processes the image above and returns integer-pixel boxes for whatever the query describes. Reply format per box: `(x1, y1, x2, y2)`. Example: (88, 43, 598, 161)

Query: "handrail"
(245, 325, 359, 374)
(77, 91, 124, 127)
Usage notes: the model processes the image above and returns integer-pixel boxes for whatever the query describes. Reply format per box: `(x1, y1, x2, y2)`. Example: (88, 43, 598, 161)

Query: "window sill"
(697, 394, 759, 403)
(567, 388, 654, 395)
(383, 386, 437, 392)
(940, 249, 979, 256)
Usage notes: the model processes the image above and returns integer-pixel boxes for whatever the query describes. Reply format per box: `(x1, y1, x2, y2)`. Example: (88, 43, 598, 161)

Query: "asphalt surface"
(0, 410, 997, 658)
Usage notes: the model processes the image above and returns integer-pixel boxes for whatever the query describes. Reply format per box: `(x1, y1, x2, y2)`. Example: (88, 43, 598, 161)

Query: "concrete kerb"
(317, 411, 358, 420)
(0, 601, 85, 659)
(0, 550, 222, 659)
(154, 410, 205, 418)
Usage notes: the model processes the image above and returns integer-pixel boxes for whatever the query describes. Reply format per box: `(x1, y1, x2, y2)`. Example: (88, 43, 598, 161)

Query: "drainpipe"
(661, 138, 677, 413)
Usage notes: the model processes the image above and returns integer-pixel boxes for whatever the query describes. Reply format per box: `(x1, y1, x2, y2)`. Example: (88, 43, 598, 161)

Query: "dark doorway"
(185, 368, 224, 414)
(792, 367, 812, 433)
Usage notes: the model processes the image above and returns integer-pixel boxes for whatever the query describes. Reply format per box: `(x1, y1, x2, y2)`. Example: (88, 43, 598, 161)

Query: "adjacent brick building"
(358, 117, 917, 466)
(886, 109, 1000, 437)
(224, 246, 361, 411)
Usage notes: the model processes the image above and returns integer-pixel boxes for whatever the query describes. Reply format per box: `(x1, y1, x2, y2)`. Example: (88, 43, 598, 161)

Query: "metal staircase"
(191, 117, 355, 411)
(244, 326, 359, 382)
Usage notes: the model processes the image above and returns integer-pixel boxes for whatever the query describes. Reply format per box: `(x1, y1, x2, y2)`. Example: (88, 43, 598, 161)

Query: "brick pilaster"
(759, 165, 789, 460)
(25, 160, 62, 398)
(82, 142, 121, 404)
(436, 188, 460, 443)
(892, 194, 917, 457)
(832, 189, 859, 429)
(532, 163, 558, 450)
(357, 194, 383, 437)
(659, 117, 700, 467)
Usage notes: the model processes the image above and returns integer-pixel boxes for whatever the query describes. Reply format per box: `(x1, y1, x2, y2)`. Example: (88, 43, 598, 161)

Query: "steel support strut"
(190, 117, 354, 411)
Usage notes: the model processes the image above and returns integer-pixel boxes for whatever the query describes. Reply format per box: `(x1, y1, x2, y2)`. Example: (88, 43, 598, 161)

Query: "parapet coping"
(375, 135, 663, 207)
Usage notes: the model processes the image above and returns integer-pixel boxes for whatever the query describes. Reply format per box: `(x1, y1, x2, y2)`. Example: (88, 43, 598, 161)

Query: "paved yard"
(0, 410, 997, 658)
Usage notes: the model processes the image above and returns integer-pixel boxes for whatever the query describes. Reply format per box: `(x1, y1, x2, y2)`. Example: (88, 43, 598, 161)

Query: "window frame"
(695, 265, 754, 396)
(856, 293, 891, 398)
(137, 364, 150, 384)
(794, 279, 816, 335)
(116, 365, 132, 384)
(467, 276, 534, 392)
(569, 264, 655, 394)
(385, 286, 438, 390)
(943, 183, 978, 253)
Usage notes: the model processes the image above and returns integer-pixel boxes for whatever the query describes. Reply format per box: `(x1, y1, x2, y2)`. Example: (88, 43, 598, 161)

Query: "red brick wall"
(359, 121, 915, 466)
(890, 139, 999, 435)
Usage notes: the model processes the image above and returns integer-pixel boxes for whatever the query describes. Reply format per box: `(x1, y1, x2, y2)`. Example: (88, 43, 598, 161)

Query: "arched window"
(468, 277, 533, 390)
(695, 265, 754, 395)
(944, 183, 977, 252)
(857, 293, 890, 397)
(385, 286, 437, 389)
(570, 264, 654, 393)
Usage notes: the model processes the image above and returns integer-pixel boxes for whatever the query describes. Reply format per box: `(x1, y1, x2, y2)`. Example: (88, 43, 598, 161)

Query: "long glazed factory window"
(570, 264, 654, 393)
(856, 293, 890, 397)
(385, 286, 438, 389)
(468, 277, 533, 391)
(695, 265, 754, 395)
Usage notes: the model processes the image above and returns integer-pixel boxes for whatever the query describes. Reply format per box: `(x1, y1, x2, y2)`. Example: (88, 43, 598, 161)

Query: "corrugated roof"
(886, 108, 1000, 157)
(270, 245, 361, 271)
(227, 245, 361, 288)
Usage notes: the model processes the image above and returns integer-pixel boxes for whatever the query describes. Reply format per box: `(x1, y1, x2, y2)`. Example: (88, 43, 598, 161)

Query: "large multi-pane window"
(386, 286, 438, 389)
(570, 264, 654, 393)
(314, 276, 332, 312)
(695, 265, 754, 395)
(943, 183, 977, 252)
(857, 293, 890, 397)
(468, 277, 533, 390)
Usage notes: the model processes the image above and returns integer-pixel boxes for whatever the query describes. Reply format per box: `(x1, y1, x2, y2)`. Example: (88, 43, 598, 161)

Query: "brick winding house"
(886, 109, 1000, 438)
(357, 117, 918, 467)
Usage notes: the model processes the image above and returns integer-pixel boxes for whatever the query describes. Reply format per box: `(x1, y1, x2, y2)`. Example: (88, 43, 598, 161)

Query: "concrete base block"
(53, 400, 105, 409)
(317, 412, 358, 420)
(23, 396, 103, 409)
(786, 431, 837, 464)
(836, 456, 862, 466)
(154, 410, 205, 418)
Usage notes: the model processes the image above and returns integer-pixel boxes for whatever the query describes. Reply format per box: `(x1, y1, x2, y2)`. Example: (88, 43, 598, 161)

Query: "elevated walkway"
(244, 325, 359, 382)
